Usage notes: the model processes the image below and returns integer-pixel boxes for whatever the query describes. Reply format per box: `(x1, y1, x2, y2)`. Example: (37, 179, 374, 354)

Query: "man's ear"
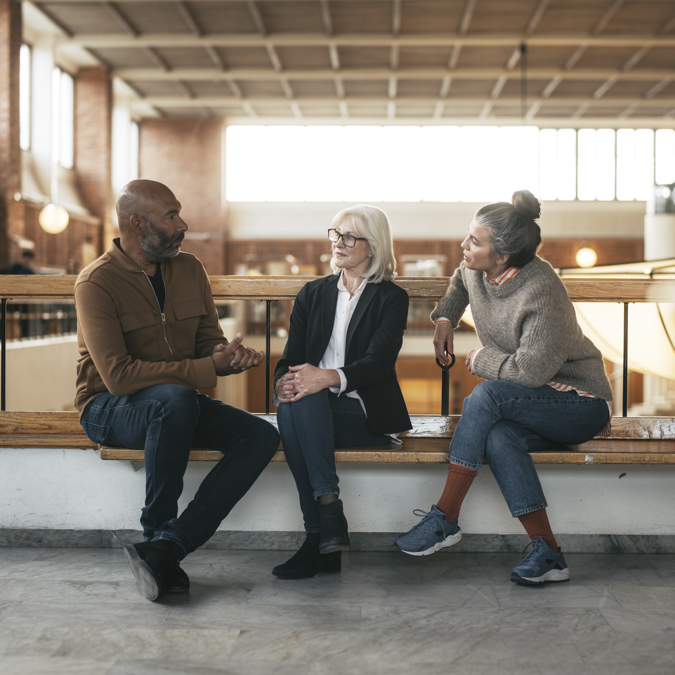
(129, 214, 144, 237)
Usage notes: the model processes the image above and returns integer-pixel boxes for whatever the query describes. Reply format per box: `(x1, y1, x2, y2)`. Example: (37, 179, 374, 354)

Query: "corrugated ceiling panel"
(256, 1, 324, 33)
(189, 1, 258, 34)
(275, 47, 332, 70)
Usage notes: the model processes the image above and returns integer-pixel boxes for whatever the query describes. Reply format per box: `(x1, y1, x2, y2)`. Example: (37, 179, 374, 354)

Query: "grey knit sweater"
(431, 256, 613, 400)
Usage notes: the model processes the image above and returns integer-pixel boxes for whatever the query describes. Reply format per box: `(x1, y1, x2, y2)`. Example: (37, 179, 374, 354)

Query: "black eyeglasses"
(328, 228, 368, 248)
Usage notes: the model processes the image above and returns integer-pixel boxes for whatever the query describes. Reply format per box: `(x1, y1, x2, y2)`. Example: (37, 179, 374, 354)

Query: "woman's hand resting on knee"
(276, 365, 341, 402)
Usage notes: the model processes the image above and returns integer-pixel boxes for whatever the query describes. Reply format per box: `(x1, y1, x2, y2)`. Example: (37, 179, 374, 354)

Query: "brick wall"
(0, 0, 23, 269)
(74, 67, 112, 248)
(139, 117, 225, 274)
(21, 201, 101, 273)
(225, 238, 644, 275)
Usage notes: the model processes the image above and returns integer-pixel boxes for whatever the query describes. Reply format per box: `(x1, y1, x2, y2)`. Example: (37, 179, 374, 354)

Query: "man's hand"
(277, 364, 340, 402)
(211, 334, 264, 376)
(433, 322, 454, 366)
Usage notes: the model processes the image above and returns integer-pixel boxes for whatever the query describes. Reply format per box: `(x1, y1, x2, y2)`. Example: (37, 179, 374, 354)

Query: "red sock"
(435, 463, 478, 522)
(518, 509, 559, 551)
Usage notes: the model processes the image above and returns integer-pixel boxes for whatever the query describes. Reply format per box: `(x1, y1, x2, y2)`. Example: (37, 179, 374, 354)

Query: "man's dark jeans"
(81, 384, 280, 557)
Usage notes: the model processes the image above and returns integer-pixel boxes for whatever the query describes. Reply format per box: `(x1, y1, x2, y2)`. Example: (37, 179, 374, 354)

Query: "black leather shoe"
(123, 539, 180, 601)
(272, 533, 341, 579)
(319, 500, 350, 554)
(166, 565, 190, 593)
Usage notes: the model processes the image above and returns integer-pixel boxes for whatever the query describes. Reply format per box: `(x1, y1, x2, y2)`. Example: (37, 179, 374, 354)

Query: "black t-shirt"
(148, 267, 165, 312)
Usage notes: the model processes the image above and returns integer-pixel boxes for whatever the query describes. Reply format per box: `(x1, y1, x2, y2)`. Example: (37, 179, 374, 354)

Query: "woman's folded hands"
(276, 364, 341, 403)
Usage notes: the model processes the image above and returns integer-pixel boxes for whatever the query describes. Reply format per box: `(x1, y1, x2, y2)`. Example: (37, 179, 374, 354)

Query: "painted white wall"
(227, 200, 645, 241)
(0, 449, 671, 535)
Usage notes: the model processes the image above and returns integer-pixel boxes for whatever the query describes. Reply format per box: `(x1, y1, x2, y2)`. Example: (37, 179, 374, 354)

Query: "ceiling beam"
(204, 45, 226, 71)
(592, 0, 625, 35)
(246, 0, 284, 74)
(329, 45, 340, 70)
(64, 34, 675, 49)
(644, 78, 672, 99)
(174, 1, 201, 36)
(174, 0, 227, 72)
(621, 45, 650, 72)
(246, 1, 267, 36)
(659, 13, 675, 35)
(592, 76, 618, 99)
(458, 0, 477, 35)
(319, 0, 332, 35)
(112, 66, 675, 83)
(391, 0, 402, 36)
(490, 76, 507, 99)
(102, 2, 137, 36)
(139, 96, 675, 109)
(439, 75, 452, 98)
(446, 0, 477, 71)
(524, 0, 551, 35)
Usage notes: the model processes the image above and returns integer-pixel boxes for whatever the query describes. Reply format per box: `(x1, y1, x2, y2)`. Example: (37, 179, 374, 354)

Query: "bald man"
(75, 180, 279, 601)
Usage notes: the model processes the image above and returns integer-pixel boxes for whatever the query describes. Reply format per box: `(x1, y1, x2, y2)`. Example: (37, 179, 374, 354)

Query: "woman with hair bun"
(395, 190, 612, 585)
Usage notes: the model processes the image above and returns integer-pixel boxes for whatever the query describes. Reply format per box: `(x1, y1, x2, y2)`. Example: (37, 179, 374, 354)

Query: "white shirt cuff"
(337, 368, 348, 395)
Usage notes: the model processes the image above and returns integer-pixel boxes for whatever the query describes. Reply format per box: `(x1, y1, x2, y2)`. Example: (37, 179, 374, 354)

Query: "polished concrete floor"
(0, 546, 673, 675)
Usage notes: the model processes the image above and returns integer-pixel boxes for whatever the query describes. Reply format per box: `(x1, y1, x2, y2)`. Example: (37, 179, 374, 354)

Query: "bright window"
(617, 129, 655, 201)
(557, 129, 577, 201)
(577, 129, 615, 201)
(52, 68, 74, 169)
(226, 126, 539, 202)
(655, 129, 675, 185)
(112, 106, 139, 193)
(226, 125, 662, 203)
(19, 44, 30, 151)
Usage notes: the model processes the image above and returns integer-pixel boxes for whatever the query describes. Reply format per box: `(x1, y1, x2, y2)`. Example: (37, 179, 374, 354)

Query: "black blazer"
(274, 275, 412, 436)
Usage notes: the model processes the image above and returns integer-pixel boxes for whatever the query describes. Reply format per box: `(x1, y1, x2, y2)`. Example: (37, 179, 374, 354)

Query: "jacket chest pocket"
(120, 310, 160, 360)
(172, 300, 207, 352)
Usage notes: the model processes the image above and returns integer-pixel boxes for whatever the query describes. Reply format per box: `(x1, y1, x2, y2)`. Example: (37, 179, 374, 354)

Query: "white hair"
(329, 204, 397, 283)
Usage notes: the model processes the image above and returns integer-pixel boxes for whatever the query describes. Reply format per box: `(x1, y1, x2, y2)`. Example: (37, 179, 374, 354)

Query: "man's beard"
(140, 218, 184, 262)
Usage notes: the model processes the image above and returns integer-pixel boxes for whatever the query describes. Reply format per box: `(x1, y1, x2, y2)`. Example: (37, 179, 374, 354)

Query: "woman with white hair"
(272, 204, 411, 579)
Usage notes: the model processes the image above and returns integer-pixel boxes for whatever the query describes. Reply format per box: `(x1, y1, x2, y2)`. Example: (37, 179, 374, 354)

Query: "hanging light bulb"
(39, 203, 69, 234)
(575, 247, 598, 268)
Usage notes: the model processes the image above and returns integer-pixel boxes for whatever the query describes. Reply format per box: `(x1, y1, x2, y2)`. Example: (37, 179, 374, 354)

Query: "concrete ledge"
(1, 529, 674, 554)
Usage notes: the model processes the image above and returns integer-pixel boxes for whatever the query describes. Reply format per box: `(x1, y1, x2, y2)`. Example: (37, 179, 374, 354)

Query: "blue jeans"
(277, 389, 391, 533)
(81, 384, 279, 557)
(449, 380, 611, 517)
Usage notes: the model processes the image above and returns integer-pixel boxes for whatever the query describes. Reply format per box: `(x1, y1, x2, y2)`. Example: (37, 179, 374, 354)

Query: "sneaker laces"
(517, 538, 546, 566)
(408, 508, 449, 540)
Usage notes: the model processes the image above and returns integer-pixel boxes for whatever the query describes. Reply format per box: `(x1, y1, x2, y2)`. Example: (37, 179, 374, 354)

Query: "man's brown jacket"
(74, 240, 225, 417)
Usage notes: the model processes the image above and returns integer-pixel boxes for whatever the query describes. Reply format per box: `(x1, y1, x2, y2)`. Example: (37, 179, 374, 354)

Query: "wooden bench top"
(1, 411, 674, 465)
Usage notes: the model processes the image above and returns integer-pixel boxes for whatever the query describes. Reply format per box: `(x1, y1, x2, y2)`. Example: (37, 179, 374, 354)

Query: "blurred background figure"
(6, 249, 36, 275)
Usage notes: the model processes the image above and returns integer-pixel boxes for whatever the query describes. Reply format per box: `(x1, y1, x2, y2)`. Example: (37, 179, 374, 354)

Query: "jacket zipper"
(143, 270, 174, 362)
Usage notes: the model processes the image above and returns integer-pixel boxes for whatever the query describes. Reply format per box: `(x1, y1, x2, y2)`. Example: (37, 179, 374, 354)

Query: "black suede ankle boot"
(319, 499, 350, 554)
(123, 539, 180, 601)
(272, 533, 342, 579)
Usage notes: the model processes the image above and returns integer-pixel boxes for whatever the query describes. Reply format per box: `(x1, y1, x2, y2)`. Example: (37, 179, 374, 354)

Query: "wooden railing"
(2, 275, 674, 415)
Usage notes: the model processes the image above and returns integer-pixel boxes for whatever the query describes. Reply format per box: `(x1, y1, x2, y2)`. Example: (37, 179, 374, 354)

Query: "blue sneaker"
(395, 505, 462, 556)
(510, 537, 570, 585)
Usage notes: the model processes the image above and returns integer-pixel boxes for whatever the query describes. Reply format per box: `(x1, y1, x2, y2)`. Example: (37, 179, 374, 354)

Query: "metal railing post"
(1, 298, 6, 411)
(265, 300, 271, 414)
(623, 302, 629, 417)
